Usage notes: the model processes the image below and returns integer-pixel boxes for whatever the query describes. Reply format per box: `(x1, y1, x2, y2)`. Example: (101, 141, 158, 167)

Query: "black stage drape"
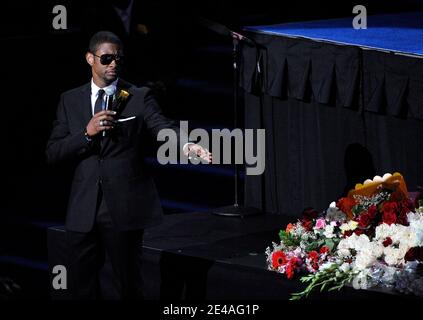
(240, 34, 423, 216)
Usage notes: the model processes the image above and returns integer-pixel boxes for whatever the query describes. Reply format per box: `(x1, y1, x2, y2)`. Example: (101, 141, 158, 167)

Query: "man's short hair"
(88, 31, 123, 53)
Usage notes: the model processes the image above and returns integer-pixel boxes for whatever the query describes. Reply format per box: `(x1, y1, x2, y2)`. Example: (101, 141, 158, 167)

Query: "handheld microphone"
(103, 87, 116, 137)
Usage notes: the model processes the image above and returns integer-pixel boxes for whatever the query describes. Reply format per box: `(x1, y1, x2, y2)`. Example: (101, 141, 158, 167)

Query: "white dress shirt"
(90, 78, 118, 115)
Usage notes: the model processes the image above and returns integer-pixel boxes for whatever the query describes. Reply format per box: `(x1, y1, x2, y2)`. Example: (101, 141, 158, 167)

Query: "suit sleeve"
(143, 89, 188, 147)
(45, 94, 92, 165)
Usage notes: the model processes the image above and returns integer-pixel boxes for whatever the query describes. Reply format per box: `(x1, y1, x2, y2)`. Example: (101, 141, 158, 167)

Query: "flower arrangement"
(266, 173, 423, 299)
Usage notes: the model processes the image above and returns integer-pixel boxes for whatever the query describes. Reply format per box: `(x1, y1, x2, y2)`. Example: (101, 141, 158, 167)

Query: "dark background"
(1, 0, 422, 299)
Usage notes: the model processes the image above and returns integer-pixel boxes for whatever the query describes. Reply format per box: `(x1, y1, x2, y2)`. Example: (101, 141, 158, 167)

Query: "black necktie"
(94, 89, 105, 115)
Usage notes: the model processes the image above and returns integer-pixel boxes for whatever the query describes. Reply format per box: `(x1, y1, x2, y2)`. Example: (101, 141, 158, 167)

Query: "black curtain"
(241, 33, 423, 216)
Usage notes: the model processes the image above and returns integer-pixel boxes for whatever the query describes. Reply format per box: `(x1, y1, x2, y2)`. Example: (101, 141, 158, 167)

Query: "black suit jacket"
(46, 79, 180, 232)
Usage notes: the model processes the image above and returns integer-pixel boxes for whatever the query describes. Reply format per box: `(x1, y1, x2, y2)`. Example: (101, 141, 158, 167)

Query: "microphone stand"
(198, 18, 262, 218)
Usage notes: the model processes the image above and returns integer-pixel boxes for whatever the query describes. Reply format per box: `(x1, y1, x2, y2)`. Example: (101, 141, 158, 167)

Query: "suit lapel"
(100, 79, 134, 154)
(79, 83, 92, 128)
(114, 79, 133, 115)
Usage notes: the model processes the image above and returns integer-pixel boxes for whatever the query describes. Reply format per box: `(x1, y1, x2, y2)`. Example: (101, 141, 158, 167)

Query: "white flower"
(407, 212, 423, 246)
(349, 221, 358, 229)
(352, 270, 371, 289)
(339, 262, 352, 273)
(414, 228, 423, 247)
(339, 223, 349, 233)
(391, 226, 414, 246)
(323, 224, 335, 238)
(337, 234, 358, 251)
(340, 220, 358, 233)
(355, 234, 371, 248)
(337, 234, 383, 272)
(319, 262, 336, 271)
(375, 223, 391, 240)
(301, 233, 310, 241)
(337, 248, 351, 258)
(375, 223, 415, 249)
(354, 252, 377, 271)
(383, 247, 405, 266)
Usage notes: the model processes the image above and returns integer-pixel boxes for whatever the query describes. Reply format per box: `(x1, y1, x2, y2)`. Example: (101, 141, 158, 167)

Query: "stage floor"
(245, 11, 423, 56)
(48, 212, 414, 300)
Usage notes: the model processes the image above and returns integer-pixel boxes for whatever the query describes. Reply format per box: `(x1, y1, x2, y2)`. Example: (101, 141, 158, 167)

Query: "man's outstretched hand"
(86, 110, 116, 137)
(184, 144, 212, 163)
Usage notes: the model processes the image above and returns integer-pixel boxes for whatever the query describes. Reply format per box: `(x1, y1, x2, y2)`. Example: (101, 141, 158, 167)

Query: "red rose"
(405, 247, 423, 262)
(336, 197, 357, 219)
(367, 205, 378, 219)
(320, 246, 330, 254)
(382, 201, 398, 212)
(383, 237, 393, 247)
(301, 219, 313, 231)
(397, 210, 409, 226)
(308, 251, 319, 270)
(285, 257, 302, 279)
(358, 213, 371, 228)
(402, 198, 415, 213)
(354, 229, 363, 235)
(271, 251, 287, 269)
(294, 256, 302, 266)
(382, 202, 398, 225)
(397, 198, 414, 226)
(382, 210, 397, 225)
(382, 202, 398, 214)
(344, 230, 353, 237)
(286, 263, 295, 279)
(308, 251, 319, 260)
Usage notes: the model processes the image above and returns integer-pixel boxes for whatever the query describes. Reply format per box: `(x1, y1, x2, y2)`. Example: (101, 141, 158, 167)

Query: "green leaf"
(289, 264, 355, 300)
(278, 230, 287, 240)
(324, 239, 335, 251)
(320, 282, 327, 292)
(278, 230, 301, 247)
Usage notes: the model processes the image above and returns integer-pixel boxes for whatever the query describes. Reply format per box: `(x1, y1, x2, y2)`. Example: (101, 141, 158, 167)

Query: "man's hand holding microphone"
(86, 87, 117, 138)
(85, 110, 116, 138)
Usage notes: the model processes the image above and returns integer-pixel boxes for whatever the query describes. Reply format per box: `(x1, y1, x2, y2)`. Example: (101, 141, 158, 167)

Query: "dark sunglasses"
(92, 53, 125, 65)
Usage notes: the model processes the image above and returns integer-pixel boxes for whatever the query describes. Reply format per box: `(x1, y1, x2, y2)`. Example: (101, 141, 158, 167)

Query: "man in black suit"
(46, 31, 210, 299)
